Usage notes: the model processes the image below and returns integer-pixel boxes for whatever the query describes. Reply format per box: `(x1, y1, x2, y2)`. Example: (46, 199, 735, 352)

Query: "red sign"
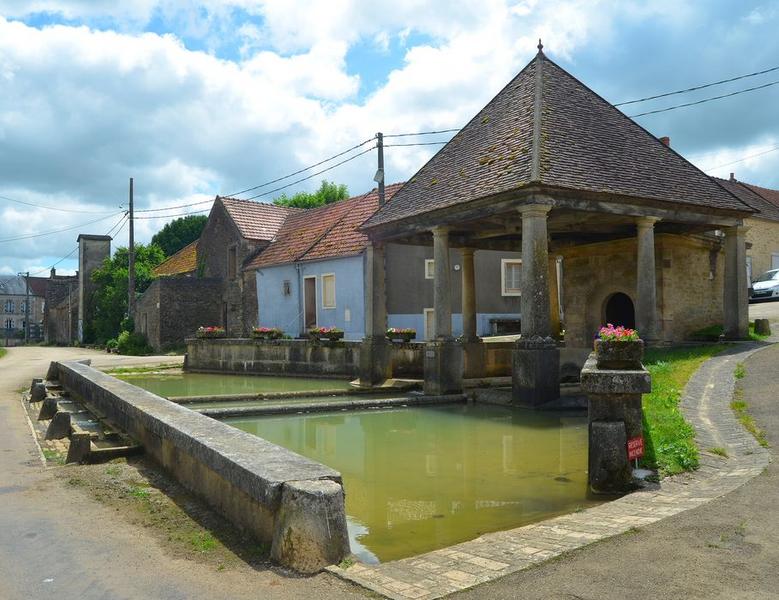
(627, 436, 645, 460)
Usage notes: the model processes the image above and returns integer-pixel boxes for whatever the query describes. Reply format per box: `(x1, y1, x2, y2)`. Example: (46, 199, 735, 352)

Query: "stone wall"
(44, 275, 79, 344)
(136, 278, 223, 351)
(560, 233, 724, 348)
(51, 360, 349, 572)
(746, 217, 779, 280)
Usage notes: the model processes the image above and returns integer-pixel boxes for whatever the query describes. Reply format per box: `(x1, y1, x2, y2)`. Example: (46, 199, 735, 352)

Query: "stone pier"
(723, 225, 749, 340)
(461, 247, 484, 378)
(359, 242, 392, 386)
(635, 216, 659, 343)
(513, 203, 559, 407)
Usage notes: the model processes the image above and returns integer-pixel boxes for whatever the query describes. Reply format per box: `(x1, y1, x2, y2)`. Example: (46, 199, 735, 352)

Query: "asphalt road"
(749, 298, 779, 324)
(453, 342, 779, 600)
(0, 346, 365, 600)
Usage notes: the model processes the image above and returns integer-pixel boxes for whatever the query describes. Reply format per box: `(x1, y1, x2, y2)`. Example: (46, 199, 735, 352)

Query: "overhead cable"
(703, 145, 779, 172)
(0, 211, 125, 243)
(629, 80, 779, 117)
(0, 194, 119, 214)
(384, 128, 460, 138)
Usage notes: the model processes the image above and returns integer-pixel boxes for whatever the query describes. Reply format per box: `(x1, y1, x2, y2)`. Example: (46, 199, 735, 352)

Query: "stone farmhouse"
(0, 274, 46, 341)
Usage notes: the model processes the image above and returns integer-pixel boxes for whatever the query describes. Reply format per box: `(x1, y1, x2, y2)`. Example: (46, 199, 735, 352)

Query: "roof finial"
(537, 38, 544, 54)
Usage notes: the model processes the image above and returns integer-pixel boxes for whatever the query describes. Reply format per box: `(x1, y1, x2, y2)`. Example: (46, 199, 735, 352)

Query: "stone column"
(424, 227, 463, 395)
(461, 248, 484, 378)
(723, 225, 749, 339)
(635, 217, 660, 343)
(432, 227, 452, 339)
(513, 203, 559, 407)
(548, 256, 561, 339)
(359, 242, 391, 386)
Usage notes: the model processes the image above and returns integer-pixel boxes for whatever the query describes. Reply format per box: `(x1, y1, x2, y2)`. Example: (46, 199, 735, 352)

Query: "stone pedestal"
(580, 353, 651, 494)
(512, 336, 559, 407)
(424, 339, 463, 395)
(358, 337, 392, 387)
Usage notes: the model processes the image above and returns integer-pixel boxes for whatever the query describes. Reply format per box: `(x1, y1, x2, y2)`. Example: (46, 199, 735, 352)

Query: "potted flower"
(594, 324, 643, 369)
(308, 326, 344, 342)
(386, 327, 416, 343)
(251, 326, 284, 340)
(196, 326, 226, 339)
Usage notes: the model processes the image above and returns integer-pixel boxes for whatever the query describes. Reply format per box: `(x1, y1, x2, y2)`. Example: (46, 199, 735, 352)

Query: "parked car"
(749, 268, 779, 302)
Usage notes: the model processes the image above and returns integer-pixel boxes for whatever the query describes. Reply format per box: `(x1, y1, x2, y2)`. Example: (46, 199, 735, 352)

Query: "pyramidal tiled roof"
(364, 48, 753, 229)
(712, 177, 779, 222)
(247, 183, 404, 269)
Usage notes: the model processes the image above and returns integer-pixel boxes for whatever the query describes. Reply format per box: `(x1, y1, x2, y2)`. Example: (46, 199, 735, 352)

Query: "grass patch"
(708, 447, 729, 458)
(190, 532, 218, 553)
(641, 345, 727, 476)
(689, 322, 769, 342)
(731, 388, 769, 448)
(103, 364, 181, 375)
(0, 347, 6, 359)
(734, 363, 746, 379)
(42, 448, 66, 465)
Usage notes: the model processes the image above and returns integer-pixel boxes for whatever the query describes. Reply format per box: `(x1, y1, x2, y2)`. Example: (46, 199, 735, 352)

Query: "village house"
(0, 274, 46, 341)
(247, 184, 525, 341)
(135, 196, 296, 350)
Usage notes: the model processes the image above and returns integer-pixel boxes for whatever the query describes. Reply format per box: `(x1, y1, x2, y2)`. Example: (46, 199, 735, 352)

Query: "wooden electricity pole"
(128, 177, 136, 320)
(376, 132, 386, 206)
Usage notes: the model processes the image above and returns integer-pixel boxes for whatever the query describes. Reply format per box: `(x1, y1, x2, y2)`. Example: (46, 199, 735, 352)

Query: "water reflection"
(227, 403, 594, 563)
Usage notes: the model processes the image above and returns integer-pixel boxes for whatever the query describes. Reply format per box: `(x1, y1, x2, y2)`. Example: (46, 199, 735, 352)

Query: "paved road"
(0, 346, 364, 600)
(749, 299, 779, 325)
(454, 342, 779, 600)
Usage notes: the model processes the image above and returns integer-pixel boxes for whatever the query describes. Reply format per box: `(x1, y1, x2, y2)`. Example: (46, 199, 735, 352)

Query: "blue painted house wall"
(256, 254, 365, 340)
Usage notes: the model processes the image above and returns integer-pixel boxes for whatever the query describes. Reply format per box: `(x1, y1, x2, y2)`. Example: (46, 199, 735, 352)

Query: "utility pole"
(375, 132, 386, 206)
(128, 177, 136, 321)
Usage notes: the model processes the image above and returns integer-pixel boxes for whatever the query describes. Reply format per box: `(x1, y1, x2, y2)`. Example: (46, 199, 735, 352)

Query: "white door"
(424, 308, 435, 341)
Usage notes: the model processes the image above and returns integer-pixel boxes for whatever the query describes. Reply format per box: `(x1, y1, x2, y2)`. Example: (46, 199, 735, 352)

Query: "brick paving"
(328, 343, 771, 599)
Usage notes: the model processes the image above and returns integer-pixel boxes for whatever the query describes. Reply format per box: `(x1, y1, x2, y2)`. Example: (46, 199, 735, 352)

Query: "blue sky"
(0, 0, 778, 275)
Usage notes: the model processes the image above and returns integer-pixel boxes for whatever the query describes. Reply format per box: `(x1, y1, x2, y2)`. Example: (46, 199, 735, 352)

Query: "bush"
(106, 338, 118, 350)
(116, 330, 152, 355)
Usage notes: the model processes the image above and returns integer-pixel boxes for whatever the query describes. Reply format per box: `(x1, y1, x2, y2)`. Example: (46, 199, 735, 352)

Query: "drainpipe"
(295, 263, 303, 337)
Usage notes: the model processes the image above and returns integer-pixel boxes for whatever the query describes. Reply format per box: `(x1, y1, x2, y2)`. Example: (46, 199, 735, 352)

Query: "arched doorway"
(604, 292, 635, 329)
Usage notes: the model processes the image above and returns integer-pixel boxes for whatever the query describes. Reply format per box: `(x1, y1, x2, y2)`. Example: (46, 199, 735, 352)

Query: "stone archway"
(603, 292, 636, 329)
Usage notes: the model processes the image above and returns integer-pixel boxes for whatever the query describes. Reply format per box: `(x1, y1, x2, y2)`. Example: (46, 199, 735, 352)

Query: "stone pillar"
(424, 227, 463, 395)
(461, 248, 484, 378)
(723, 225, 749, 339)
(513, 204, 559, 407)
(635, 217, 660, 343)
(359, 242, 391, 387)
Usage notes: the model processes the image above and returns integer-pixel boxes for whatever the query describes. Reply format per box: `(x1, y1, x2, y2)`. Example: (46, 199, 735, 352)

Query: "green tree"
(151, 214, 207, 256)
(272, 180, 349, 209)
(88, 244, 166, 343)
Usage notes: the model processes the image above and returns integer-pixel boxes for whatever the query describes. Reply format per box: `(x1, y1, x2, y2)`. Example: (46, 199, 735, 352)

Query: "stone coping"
(199, 394, 467, 419)
(328, 343, 771, 599)
(54, 360, 342, 509)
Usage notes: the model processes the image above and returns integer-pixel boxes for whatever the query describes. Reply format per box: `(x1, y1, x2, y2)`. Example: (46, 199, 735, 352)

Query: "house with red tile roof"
(246, 183, 524, 340)
(134, 196, 297, 349)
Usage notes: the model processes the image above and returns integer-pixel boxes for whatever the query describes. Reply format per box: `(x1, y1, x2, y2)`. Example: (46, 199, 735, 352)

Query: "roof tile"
(153, 240, 198, 277)
(219, 197, 299, 242)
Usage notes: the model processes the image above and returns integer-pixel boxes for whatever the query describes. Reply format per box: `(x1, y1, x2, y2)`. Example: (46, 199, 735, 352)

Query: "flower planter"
(308, 328, 344, 342)
(251, 328, 284, 341)
(389, 335, 415, 343)
(594, 339, 644, 370)
(196, 326, 226, 339)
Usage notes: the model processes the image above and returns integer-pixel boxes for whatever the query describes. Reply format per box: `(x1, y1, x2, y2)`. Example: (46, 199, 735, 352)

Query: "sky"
(1, 0, 778, 276)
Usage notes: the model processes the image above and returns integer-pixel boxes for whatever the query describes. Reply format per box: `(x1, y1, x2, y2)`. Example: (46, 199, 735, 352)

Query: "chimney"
(50, 268, 56, 278)
(730, 172, 736, 182)
(659, 136, 670, 147)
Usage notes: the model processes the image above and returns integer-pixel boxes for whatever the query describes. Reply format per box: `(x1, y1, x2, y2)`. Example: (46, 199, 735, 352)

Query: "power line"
(615, 64, 779, 106)
(133, 207, 212, 220)
(703, 145, 779, 172)
(242, 145, 376, 201)
(384, 128, 460, 138)
(0, 193, 120, 214)
(0, 211, 124, 243)
(385, 141, 449, 148)
(27, 212, 129, 276)
(629, 79, 779, 117)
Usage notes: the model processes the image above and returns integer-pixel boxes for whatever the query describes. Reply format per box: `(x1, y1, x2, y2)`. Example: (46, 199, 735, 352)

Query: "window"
(501, 259, 522, 296)
(282, 280, 291, 296)
(3, 300, 13, 314)
(424, 259, 435, 279)
(228, 247, 237, 279)
(4, 318, 13, 329)
(20, 301, 26, 314)
(322, 274, 336, 309)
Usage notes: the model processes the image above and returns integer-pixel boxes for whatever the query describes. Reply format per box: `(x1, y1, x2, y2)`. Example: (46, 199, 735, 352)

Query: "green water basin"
(225, 403, 595, 563)
(116, 372, 352, 398)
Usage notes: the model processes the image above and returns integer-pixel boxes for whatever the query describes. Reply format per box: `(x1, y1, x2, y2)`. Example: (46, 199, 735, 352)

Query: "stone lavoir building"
(359, 43, 756, 403)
